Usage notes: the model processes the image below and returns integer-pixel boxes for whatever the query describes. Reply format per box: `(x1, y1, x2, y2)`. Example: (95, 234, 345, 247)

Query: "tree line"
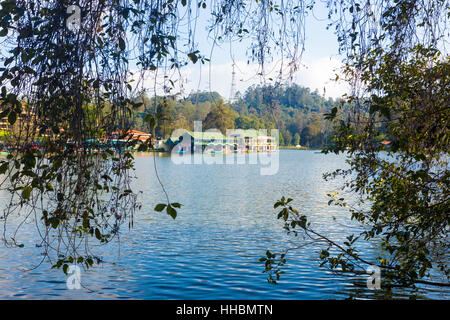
(131, 84, 342, 148)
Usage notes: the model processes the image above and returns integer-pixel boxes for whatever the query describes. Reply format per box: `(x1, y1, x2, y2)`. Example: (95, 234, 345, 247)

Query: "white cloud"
(295, 57, 349, 99)
(129, 56, 349, 100)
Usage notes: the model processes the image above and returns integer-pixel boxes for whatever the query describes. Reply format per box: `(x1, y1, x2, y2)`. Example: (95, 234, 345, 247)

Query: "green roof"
(186, 129, 263, 140)
(227, 129, 259, 138)
(188, 130, 225, 140)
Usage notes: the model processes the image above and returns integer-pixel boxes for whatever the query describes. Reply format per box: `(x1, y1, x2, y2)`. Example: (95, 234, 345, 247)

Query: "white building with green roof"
(178, 129, 277, 153)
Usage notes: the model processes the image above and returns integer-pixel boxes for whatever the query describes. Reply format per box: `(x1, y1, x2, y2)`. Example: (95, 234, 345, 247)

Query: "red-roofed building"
(110, 130, 152, 142)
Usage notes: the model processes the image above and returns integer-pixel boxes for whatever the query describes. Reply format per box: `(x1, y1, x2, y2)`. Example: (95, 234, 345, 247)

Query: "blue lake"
(0, 150, 448, 299)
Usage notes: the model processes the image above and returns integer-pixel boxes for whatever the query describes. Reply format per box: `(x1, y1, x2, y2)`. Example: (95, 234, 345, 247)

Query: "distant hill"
(131, 84, 342, 148)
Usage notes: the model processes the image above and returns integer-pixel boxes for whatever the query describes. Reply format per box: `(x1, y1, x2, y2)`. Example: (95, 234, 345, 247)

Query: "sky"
(133, 1, 349, 100)
(0, 1, 348, 100)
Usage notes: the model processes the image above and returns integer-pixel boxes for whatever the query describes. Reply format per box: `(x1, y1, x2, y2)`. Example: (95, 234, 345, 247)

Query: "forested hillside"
(131, 84, 342, 148)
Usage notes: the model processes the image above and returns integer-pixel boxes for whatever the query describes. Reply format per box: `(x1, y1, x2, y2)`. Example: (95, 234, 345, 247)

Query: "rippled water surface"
(0, 150, 448, 299)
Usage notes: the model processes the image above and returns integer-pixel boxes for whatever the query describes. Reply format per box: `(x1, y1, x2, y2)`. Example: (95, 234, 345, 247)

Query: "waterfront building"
(173, 129, 277, 153)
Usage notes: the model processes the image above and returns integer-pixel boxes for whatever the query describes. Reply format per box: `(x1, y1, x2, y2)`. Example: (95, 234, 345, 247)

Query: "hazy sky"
(134, 1, 349, 100)
(0, 2, 348, 99)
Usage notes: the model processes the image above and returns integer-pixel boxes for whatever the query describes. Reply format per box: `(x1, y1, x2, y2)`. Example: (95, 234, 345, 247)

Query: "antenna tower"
(229, 61, 237, 103)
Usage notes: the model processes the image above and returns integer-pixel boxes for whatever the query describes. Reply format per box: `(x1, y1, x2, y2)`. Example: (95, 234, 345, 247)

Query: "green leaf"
(0, 162, 8, 174)
(118, 37, 126, 51)
(154, 203, 166, 212)
(95, 228, 101, 240)
(171, 202, 182, 208)
(187, 52, 199, 64)
(324, 107, 337, 120)
(166, 204, 177, 219)
(50, 217, 60, 229)
(22, 186, 32, 200)
(8, 111, 16, 125)
(137, 143, 148, 151)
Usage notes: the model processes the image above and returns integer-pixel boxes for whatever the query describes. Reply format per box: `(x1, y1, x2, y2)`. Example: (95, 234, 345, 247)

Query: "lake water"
(0, 150, 448, 299)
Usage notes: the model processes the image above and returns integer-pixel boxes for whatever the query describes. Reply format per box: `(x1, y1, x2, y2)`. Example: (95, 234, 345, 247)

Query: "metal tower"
(229, 61, 237, 103)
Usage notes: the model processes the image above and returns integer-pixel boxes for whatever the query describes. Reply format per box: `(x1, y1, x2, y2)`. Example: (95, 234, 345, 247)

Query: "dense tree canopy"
(128, 85, 339, 148)
(262, 0, 449, 290)
(203, 99, 236, 133)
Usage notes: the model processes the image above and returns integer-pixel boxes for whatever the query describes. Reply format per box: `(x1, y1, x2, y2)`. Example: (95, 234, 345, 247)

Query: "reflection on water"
(0, 150, 448, 299)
